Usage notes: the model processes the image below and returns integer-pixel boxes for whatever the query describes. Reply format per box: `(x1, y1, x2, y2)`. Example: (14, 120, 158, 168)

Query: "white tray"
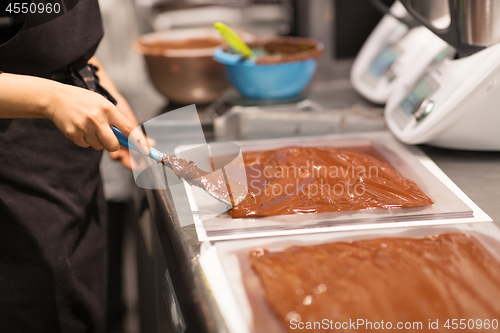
(200, 222, 500, 333)
(177, 132, 489, 241)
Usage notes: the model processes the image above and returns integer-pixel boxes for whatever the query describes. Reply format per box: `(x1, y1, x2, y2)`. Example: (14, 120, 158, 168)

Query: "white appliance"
(351, 1, 453, 104)
(385, 42, 500, 150)
(386, 0, 500, 150)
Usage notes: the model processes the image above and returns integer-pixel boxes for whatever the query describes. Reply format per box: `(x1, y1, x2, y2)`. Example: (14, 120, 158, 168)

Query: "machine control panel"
(411, 98, 435, 120)
(391, 74, 440, 130)
(362, 46, 401, 87)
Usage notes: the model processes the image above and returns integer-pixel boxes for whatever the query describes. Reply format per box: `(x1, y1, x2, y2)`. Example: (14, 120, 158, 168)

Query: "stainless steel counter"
(142, 62, 500, 333)
(146, 143, 500, 333)
(419, 146, 500, 223)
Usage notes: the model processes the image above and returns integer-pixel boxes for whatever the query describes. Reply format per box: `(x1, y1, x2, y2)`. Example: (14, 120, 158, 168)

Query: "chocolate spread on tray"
(249, 233, 500, 333)
(229, 146, 432, 218)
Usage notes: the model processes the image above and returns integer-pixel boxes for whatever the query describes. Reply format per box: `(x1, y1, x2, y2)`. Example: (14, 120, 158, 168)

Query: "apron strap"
(50, 56, 118, 106)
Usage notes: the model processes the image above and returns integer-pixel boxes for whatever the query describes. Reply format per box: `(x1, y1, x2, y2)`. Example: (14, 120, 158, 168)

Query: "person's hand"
(45, 83, 150, 155)
(108, 137, 156, 170)
(109, 147, 133, 169)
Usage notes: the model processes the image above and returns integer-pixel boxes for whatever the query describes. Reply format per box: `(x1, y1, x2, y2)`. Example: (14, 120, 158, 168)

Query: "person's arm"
(0, 73, 60, 119)
(0, 71, 149, 156)
(88, 56, 144, 169)
(88, 56, 137, 126)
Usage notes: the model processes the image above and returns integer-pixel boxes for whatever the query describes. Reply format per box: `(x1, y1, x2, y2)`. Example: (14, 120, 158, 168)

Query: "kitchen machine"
(386, 0, 500, 150)
(351, 0, 453, 104)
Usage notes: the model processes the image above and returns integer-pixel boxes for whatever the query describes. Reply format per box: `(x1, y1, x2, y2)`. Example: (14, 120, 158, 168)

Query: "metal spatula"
(111, 126, 247, 206)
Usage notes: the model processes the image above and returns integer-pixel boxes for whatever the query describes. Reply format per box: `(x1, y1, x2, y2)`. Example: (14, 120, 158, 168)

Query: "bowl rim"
(219, 36, 325, 65)
(132, 27, 255, 58)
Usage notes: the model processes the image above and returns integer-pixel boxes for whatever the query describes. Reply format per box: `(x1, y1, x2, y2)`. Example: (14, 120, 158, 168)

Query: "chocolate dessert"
(229, 146, 432, 218)
(138, 38, 221, 54)
(249, 233, 500, 332)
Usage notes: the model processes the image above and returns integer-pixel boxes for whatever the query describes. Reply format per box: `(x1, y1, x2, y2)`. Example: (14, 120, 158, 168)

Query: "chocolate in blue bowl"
(213, 37, 324, 100)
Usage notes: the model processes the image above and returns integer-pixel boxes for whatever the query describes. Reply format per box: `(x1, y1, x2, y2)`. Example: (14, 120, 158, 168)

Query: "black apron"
(0, 1, 111, 332)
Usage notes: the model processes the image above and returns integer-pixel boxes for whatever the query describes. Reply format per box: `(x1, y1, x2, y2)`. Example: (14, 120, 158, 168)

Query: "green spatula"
(214, 22, 254, 58)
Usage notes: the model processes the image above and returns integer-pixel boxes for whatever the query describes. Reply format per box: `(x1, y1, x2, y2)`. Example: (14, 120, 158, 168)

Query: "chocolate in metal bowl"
(249, 37, 323, 64)
(133, 28, 254, 104)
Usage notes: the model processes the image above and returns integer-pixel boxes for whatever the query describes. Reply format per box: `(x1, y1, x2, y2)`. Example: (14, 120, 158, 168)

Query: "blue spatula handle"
(111, 125, 140, 153)
(111, 126, 165, 164)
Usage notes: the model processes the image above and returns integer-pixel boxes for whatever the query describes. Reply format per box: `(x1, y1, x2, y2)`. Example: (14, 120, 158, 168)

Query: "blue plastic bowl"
(213, 40, 322, 99)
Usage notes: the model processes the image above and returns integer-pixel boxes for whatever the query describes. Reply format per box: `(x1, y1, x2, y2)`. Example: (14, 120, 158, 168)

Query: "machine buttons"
(386, 62, 401, 82)
(411, 98, 434, 121)
(486, 81, 497, 92)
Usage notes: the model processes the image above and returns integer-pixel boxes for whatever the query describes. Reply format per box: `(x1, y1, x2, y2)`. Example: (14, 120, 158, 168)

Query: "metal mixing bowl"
(133, 28, 253, 104)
